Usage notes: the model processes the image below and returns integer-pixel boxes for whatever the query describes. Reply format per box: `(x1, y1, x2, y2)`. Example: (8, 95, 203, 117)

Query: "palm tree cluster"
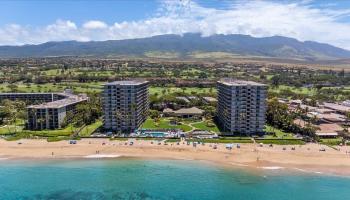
(266, 98, 317, 139)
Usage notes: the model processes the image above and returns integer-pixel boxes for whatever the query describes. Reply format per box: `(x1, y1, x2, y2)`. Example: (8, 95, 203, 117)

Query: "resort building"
(103, 80, 149, 133)
(202, 96, 218, 104)
(0, 91, 88, 130)
(293, 119, 342, 138)
(217, 79, 267, 135)
(322, 102, 350, 114)
(27, 94, 88, 130)
(163, 107, 204, 119)
(0, 92, 68, 104)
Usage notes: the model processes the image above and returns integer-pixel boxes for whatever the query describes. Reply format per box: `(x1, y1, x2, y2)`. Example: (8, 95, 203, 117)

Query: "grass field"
(187, 138, 253, 144)
(320, 138, 343, 146)
(149, 87, 216, 96)
(22, 124, 77, 137)
(269, 85, 316, 95)
(255, 139, 305, 145)
(0, 83, 218, 96)
(191, 121, 220, 132)
(187, 138, 304, 145)
(0, 82, 104, 93)
(141, 118, 192, 132)
(264, 125, 295, 139)
(0, 120, 103, 140)
(79, 120, 103, 137)
(0, 125, 23, 135)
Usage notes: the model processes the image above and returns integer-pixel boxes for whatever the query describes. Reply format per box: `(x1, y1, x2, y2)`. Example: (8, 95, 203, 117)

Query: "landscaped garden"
(0, 119, 103, 141)
(141, 116, 222, 133)
(141, 118, 192, 132)
(191, 121, 220, 132)
(264, 125, 295, 139)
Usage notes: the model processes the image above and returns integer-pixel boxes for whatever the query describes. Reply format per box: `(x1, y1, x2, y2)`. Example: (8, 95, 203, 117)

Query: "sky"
(1, 0, 350, 49)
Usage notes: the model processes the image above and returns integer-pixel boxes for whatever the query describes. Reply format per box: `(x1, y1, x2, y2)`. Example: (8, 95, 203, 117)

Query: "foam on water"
(258, 166, 284, 170)
(230, 162, 249, 167)
(293, 168, 324, 174)
(84, 154, 121, 158)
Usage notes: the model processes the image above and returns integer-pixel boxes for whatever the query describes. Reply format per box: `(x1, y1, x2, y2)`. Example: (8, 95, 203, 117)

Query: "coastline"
(0, 138, 350, 176)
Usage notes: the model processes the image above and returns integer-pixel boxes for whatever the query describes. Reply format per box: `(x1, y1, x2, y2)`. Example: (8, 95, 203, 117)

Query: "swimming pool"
(144, 132, 166, 137)
(137, 131, 167, 137)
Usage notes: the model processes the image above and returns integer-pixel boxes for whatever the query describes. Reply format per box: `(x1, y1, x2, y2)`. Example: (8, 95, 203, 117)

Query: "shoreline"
(1, 138, 350, 176)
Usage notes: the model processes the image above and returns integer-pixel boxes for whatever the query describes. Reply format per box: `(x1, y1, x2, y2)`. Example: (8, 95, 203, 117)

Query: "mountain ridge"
(0, 33, 349, 60)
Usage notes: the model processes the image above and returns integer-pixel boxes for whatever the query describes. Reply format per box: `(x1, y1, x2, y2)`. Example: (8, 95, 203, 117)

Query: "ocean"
(0, 158, 349, 200)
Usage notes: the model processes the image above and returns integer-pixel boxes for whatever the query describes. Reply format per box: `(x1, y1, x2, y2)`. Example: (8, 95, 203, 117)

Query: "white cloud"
(2, 1, 350, 49)
(82, 20, 108, 29)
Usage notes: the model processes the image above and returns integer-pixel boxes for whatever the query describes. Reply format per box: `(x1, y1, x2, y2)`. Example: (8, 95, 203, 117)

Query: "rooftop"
(317, 123, 343, 133)
(0, 92, 55, 95)
(175, 97, 190, 103)
(27, 95, 88, 109)
(175, 107, 204, 115)
(323, 102, 350, 112)
(105, 80, 148, 86)
(218, 79, 266, 86)
(163, 107, 204, 115)
(0, 91, 74, 98)
(308, 112, 346, 122)
(203, 97, 217, 102)
(293, 119, 342, 136)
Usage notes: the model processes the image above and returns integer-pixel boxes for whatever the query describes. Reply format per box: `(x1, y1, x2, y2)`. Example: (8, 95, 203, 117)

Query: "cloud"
(2, 0, 350, 49)
(82, 20, 108, 29)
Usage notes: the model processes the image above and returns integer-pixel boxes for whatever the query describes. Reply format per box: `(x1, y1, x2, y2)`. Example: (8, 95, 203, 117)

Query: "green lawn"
(141, 118, 192, 132)
(149, 87, 216, 96)
(269, 85, 316, 95)
(165, 138, 181, 142)
(191, 121, 219, 133)
(0, 82, 104, 94)
(0, 123, 79, 141)
(22, 124, 77, 137)
(79, 120, 103, 137)
(264, 125, 295, 139)
(320, 138, 343, 146)
(255, 139, 305, 145)
(0, 117, 103, 139)
(187, 138, 304, 145)
(0, 125, 23, 135)
(0, 83, 219, 96)
(187, 138, 253, 144)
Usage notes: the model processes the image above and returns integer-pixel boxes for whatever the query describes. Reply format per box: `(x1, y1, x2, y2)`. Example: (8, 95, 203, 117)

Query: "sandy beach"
(0, 138, 350, 176)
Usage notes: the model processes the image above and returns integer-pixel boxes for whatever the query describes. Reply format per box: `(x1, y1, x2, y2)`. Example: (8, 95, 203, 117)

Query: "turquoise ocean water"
(0, 158, 349, 200)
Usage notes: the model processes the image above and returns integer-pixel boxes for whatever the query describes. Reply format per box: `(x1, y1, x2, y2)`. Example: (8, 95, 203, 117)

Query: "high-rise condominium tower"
(217, 79, 267, 135)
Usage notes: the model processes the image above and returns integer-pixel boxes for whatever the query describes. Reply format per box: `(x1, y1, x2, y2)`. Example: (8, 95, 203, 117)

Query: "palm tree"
(346, 112, 350, 126)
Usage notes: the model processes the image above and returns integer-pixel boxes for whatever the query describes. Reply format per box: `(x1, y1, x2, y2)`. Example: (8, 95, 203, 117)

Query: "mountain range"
(0, 33, 349, 61)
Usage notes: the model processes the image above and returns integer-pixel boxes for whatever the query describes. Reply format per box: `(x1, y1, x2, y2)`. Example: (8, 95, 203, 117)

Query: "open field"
(141, 118, 192, 132)
(1, 82, 348, 101)
(269, 85, 316, 95)
(191, 121, 220, 132)
(320, 138, 343, 146)
(264, 125, 295, 139)
(0, 125, 22, 135)
(0, 82, 218, 96)
(149, 87, 216, 96)
(141, 117, 220, 133)
(0, 119, 103, 141)
(0, 82, 104, 93)
(79, 120, 103, 137)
